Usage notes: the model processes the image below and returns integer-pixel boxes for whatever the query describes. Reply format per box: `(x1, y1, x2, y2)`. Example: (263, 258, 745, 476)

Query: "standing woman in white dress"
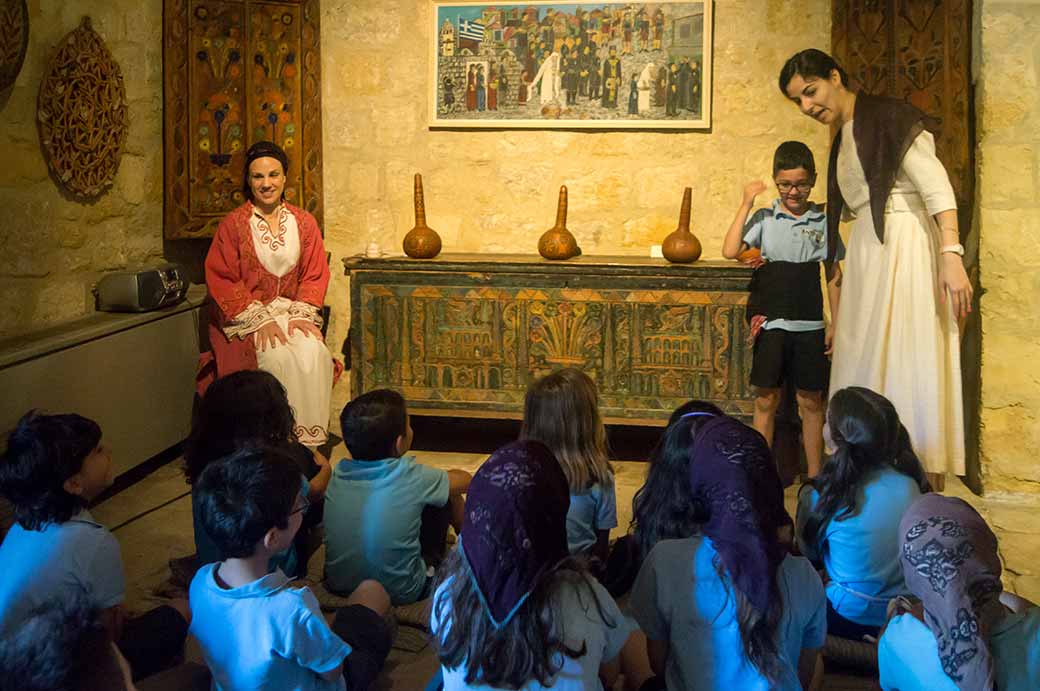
(777, 49, 973, 489)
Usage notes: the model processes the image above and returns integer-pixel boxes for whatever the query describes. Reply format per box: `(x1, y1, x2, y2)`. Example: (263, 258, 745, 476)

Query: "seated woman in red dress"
(199, 141, 333, 446)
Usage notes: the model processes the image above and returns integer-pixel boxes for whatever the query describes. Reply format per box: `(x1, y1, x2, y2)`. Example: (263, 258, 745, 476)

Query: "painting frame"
(429, 1, 713, 130)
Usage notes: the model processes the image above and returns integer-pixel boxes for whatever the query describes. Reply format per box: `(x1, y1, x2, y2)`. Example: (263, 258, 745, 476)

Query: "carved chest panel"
(345, 255, 754, 425)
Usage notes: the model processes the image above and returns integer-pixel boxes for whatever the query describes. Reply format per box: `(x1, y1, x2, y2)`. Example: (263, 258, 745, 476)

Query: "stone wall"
(319, 0, 833, 414)
(975, 0, 1040, 496)
(0, 1, 164, 338)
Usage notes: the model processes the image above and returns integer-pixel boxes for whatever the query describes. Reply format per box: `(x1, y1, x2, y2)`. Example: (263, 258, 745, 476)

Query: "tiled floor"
(96, 447, 1036, 690)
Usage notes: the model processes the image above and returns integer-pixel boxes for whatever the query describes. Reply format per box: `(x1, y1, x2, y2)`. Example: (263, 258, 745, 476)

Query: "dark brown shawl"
(825, 92, 937, 265)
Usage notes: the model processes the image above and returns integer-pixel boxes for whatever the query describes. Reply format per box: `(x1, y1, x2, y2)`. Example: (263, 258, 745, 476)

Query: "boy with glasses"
(722, 141, 844, 478)
(190, 447, 392, 690)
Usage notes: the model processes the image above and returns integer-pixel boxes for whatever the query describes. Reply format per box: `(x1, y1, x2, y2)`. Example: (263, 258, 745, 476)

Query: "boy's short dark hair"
(773, 140, 816, 179)
(340, 389, 408, 461)
(0, 590, 127, 691)
(195, 447, 302, 559)
(0, 412, 101, 531)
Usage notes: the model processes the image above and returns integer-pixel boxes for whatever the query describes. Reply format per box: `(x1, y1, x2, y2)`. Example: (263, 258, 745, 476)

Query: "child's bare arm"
(647, 637, 669, 677)
(307, 449, 332, 501)
(318, 662, 344, 682)
(447, 469, 472, 495)
(723, 181, 767, 259)
(824, 262, 842, 355)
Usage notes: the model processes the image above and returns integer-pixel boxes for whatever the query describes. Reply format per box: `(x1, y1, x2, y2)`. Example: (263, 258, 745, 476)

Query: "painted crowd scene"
(433, 2, 709, 126)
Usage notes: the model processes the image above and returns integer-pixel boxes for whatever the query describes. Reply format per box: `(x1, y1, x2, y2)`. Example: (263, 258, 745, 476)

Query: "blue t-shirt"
(189, 563, 351, 691)
(879, 608, 1040, 690)
(566, 479, 618, 555)
(743, 199, 846, 332)
(324, 455, 449, 604)
(431, 571, 633, 691)
(0, 509, 125, 637)
(796, 467, 920, 627)
(631, 536, 826, 691)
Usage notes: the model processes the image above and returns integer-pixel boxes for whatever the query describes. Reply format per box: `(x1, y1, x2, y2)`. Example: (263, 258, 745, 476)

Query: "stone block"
(978, 144, 1036, 207)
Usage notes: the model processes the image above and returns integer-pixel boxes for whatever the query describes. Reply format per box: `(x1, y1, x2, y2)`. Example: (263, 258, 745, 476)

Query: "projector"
(94, 263, 189, 312)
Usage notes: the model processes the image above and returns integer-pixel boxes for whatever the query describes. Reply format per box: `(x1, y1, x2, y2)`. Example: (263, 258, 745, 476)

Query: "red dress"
(197, 201, 330, 395)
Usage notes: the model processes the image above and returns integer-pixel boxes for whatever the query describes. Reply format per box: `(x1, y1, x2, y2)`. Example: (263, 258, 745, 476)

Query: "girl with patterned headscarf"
(631, 414, 827, 691)
(430, 440, 633, 691)
(878, 493, 1040, 690)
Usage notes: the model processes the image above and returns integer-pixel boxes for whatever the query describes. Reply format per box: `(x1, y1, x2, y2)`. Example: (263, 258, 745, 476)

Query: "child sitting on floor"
(184, 370, 330, 577)
(324, 389, 471, 605)
(520, 368, 617, 562)
(796, 386, 929, 640)
(631, 414, 826, 691)
(0, 412, 189, 681)
(431, 440, 634, 691)
(190, 447, 392, 691)
(0, 592, 139, 691)
(879, 493, 1040, 690)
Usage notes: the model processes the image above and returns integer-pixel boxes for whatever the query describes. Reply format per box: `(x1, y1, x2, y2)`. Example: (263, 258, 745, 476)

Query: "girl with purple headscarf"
(631, 414, 827, 690)
(430, 440, 634, 691)
(878, 493, 1040, 690)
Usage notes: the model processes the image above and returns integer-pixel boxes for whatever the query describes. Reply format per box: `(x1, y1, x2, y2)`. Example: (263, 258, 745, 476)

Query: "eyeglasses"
(775, 181, 813, 194)
(289, 494, 310, 517)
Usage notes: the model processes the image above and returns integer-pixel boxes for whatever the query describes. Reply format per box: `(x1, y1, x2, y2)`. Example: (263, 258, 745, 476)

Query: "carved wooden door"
(163, 0, 323, 239)
(832, 0, 981, 490)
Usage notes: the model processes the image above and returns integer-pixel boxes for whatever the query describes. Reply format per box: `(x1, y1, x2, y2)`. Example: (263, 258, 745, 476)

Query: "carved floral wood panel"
(164, 0, 323, 239)
(346, 256, 755, 424)
(0, 0, 28, 91)
(832, 0, 973, 215)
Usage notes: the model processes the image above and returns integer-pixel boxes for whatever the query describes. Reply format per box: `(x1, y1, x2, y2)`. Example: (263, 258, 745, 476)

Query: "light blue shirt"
(566, 479, 618, 555)
(879, 608, 1040, 690)
(743, 200, 845, 332)
(189, 563, 350, 691)
(324, 455, 449, 604)
(0, 509, 124, 637)
(797, 468, 920, 627)
(631, 536, 826, 691)
(431, 572, 633, 691)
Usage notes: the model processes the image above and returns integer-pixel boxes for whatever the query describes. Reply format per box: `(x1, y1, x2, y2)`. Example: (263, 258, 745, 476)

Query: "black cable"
(109, 489, 192, 533)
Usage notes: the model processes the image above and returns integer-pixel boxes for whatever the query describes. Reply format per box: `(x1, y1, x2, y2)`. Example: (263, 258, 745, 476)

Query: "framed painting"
(429, 1, 712, 129)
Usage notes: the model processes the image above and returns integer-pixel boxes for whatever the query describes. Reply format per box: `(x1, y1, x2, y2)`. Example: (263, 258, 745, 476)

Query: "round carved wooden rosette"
(37, 17, 129, 198)
(0, 0, 29, 92)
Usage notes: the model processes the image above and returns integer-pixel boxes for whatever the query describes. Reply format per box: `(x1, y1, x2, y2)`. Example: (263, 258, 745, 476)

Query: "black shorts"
(750, 328, 828, 392)
(331, 604, 394, 691)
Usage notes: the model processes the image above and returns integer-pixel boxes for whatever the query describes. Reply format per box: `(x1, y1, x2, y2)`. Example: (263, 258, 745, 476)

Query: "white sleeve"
(900, 130, 957, 216)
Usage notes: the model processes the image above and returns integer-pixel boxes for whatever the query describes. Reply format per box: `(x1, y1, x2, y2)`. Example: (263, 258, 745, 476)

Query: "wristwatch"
(940, 243, 965, 256)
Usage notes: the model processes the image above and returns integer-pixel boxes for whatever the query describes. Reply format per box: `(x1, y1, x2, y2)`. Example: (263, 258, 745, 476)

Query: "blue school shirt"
(0, 509, 125, 636)
(324, 455, 449, 604)
(566, 479, 618, 555)
(631, 536, 826, 691)
(797, 467, 920, 627)
(879, 608, 1040, 690)
(430, 572, 634, 691)
(189, 563, 350, 691)
(742, 200, 845, 332)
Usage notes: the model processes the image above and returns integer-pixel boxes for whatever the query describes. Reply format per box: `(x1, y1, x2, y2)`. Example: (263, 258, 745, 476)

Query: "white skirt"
(829, 196, 965, 475)
(255, 298, 333, 446)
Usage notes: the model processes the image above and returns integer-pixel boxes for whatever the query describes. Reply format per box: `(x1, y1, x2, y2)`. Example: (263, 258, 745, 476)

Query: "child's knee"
(349, 579, 391, 615)
(795, 389, 825, 414)
(754, 388, 781, 412)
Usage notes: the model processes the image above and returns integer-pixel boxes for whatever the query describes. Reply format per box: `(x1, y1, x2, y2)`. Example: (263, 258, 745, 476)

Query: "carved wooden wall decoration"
(164, 0, 324, 239)
(832, 0, 973, 223)
(0, 0, 29, 92)
(37, 17, 128, 199)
